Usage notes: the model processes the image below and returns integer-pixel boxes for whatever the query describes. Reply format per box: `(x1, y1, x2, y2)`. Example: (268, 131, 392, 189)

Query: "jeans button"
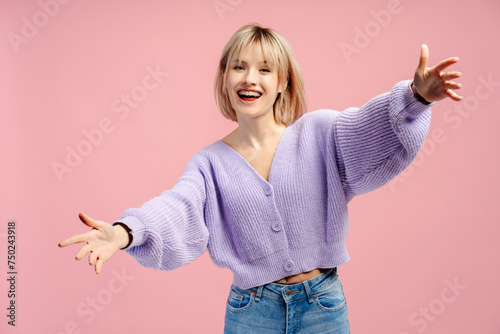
(286, 290, 293, 297)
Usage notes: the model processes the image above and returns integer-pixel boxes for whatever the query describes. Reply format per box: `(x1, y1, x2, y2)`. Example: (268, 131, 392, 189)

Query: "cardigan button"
(264, 185, 272, 196)
(272, 222, 282, 232)
(284, 260, 294, 272)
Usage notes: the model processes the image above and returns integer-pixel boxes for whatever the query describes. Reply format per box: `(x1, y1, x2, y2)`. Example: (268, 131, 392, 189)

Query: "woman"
(59, 23, 462, 333)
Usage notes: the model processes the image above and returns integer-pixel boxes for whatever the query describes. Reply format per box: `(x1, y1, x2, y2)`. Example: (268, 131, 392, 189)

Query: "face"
(225, 42, 281, 122)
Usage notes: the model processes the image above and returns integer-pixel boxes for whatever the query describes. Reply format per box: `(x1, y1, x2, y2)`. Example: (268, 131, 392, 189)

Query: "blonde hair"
(214, 23, 307, 126)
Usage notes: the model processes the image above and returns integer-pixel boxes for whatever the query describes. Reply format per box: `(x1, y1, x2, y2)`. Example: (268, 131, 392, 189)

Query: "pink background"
(1, 0, 499, 333)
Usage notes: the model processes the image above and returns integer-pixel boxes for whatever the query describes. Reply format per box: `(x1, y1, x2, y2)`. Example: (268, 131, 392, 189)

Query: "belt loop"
(254, 284, 264, 302)
(302, 280, 314, 304)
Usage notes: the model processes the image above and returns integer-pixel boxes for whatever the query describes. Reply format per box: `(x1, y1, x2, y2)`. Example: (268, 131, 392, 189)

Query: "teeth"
(238, 91, 261, 97)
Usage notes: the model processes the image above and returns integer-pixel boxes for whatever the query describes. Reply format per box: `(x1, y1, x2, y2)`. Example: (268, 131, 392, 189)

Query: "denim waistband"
(246, 267, 338, 304)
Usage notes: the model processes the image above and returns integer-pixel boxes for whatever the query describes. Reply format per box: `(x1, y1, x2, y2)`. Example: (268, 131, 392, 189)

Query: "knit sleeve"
(333, 79, 433, 202)
(112, 153, 209, 271)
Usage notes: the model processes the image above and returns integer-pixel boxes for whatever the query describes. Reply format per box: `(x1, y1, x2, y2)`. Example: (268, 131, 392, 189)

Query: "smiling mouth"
(237, 90, 262, 101)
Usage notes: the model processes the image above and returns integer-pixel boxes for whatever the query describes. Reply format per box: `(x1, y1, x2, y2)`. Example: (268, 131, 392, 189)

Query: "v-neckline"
(217, 126, 290, 184)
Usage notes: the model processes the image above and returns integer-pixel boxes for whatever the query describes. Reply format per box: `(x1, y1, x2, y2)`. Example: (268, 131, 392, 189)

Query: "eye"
(233, 65, 244, 70)
(260, 68, 271, 73)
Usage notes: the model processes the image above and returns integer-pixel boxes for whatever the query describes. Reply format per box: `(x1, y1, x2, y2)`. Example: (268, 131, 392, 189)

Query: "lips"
(237, 89, 262, 98)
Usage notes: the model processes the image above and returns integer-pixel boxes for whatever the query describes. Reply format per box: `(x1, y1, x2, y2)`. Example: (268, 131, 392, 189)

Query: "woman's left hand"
(413, 44, 463, 103)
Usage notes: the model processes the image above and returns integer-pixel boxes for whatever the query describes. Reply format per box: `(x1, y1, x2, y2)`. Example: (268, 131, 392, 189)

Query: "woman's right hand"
(58, 212, 130, 275)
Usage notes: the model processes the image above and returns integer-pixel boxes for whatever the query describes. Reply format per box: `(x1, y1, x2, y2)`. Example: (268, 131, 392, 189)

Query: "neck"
(234, 114, 287, 150)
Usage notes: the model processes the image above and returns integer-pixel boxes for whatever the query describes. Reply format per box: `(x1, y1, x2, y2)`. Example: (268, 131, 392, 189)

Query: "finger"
(441, 71, 462, 81)
(89, 251, 98, 266)
(59, 232, 92, 247)
(417, 44, 429, 73)
(75, 243, 93, 260)
(95, 258, 104, 275)
(434, 57, 459, 73)
(446, 88, 463, 101)
(79, 212, 104, 230)
(444, 80, 462, 89)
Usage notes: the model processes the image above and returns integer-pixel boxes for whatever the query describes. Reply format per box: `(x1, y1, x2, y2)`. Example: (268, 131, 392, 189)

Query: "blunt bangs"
(215, 23, 307, 125)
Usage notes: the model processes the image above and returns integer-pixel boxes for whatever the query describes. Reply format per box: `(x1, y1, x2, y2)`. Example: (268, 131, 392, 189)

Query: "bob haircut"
(214, 23, 307, 126)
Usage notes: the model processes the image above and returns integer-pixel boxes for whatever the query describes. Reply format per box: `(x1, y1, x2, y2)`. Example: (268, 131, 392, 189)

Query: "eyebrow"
(232, 59, 269, 65)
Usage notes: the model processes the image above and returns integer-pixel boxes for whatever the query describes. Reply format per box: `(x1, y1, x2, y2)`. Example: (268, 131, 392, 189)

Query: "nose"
(243, 68, 257, 85)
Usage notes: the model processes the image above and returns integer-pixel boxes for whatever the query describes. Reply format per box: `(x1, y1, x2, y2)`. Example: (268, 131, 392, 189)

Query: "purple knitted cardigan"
(113, 79, 433, 289)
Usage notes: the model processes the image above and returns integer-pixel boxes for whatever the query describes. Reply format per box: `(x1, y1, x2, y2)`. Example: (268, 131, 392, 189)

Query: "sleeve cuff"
(410, 81, 432, 105)
(112, 215, 147, 250)
(112, 222, 133, 249)
(397, 80, 435, 119)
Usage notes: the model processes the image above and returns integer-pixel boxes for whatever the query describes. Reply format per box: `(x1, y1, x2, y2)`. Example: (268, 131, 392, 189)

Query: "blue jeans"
(224, 267, 350, 333)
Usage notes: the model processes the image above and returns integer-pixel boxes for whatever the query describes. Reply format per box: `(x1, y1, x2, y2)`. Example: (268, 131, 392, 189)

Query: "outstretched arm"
(58, 212, 130, 275)
(412, 44, 463, 102)
(330, 44, 463, 201)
